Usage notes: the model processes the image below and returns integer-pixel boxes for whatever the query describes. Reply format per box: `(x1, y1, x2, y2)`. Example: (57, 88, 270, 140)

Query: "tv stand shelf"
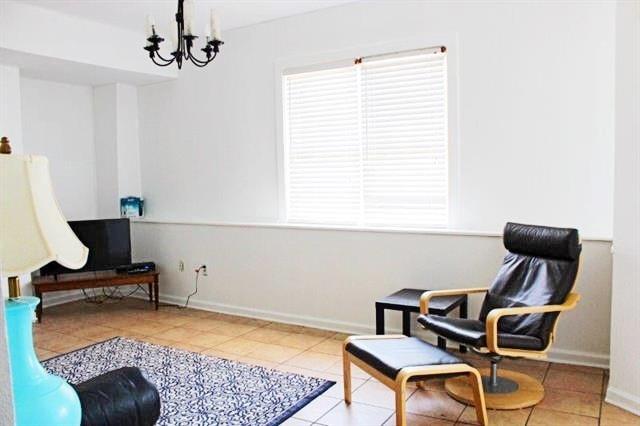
(32, 270, 159, 322)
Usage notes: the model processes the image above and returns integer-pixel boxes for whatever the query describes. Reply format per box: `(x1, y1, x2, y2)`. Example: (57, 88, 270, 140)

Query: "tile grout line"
(39, 299, 620, 424)
(525, 363, 552, 424)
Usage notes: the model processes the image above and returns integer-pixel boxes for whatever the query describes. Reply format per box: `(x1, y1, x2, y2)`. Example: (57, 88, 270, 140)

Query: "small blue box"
(120, 196, 144, 218)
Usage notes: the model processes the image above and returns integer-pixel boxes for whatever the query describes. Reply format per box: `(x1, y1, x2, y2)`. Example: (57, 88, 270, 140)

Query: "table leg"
(148, 282, 153, 303)
(376, 305, 385, 335)
(459, 297, 468, 353)
(154, 276, 159, 311)
(35, 289, 43, 323)
(438, 336, 447, 350)
(402, 310, 411, 337)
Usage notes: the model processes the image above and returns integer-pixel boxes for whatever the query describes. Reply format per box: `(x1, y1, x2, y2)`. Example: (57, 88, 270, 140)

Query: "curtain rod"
(283, 46, 447, 76)
(355, 45, 446, 64)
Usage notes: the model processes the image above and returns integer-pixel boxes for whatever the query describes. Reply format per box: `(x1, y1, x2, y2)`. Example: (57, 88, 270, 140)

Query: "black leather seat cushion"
(73, 366, 161, 426)
(345, 337, 463, 380)
(417, 315, 545, 351)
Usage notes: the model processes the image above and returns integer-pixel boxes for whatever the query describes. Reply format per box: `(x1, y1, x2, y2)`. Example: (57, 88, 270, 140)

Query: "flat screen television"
(40, 218, 132, 276)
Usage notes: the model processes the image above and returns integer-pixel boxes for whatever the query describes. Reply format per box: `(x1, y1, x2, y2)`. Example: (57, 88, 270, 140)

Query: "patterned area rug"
(43, 337, 335, 425)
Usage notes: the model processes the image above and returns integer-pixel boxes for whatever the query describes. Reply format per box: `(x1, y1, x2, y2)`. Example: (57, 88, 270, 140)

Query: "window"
(283, 47, 448, 228)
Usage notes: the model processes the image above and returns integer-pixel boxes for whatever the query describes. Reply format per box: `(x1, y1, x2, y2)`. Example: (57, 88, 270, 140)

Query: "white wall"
(116, 84, 142, 199)
(607, 0, 640, 415)
(138, 1, 615, 238)
(133, 1, 616, 367)
(94, 83, 143, 218)
(94, 85, 121, 218)
(19, 77, 101, 307)
(0, 65, 23, 154)
(21, 77, 98, 220)
(133, 222, 612, 367)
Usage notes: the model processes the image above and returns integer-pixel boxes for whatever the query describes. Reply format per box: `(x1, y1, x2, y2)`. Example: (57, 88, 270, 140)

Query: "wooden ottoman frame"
(343, 335, 488, 426)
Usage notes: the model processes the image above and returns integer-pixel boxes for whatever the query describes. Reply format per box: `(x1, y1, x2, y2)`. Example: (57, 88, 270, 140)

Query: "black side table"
(375, 288, 468, 352)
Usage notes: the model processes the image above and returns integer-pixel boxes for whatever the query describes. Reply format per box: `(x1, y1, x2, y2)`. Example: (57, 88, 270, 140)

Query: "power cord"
(157, 265, 206, 309)
(81, 265, 206, 309)
(181, 265, 204, 309)
(82, 284, 150, 304)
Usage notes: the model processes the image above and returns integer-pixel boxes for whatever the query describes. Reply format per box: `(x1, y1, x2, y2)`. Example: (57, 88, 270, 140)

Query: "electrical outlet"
(195, 264, 207, 276)
(178, 260, 185, 272)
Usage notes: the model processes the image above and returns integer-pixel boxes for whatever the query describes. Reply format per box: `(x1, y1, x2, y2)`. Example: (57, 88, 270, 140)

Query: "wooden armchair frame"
(420, 288, 581, 358)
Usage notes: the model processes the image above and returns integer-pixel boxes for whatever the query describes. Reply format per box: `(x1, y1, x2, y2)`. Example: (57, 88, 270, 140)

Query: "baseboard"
(152, 293, 610, 369)
(154, 293, 374, 335)
(606, 386, 640, 416)
(546, 348, 610, 370)
(40, 290, 84, 308)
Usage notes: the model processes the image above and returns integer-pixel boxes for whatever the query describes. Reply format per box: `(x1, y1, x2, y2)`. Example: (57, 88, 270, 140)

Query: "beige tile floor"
(33, 298, 639, 426)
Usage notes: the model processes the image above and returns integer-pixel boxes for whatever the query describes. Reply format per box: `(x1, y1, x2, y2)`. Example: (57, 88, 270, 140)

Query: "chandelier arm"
(151, 55, 176, 67)
(184, 40, 209, 65)
(188, 57, 212, 68)
(186, 51, 211, 66)
(155, 50, 175, 63)
(191, 48, 219, 66)
(183, 45, 205, 65)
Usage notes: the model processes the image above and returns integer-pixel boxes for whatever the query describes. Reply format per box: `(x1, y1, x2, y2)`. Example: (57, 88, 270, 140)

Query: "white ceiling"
(23, 0, 355, 36)
(1, 48, 174, 86)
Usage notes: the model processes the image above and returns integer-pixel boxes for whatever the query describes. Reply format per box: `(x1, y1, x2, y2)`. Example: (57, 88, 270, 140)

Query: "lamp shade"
(0, 155, 88, 276)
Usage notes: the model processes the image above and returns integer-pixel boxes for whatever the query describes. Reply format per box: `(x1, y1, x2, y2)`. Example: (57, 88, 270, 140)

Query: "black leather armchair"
(417, 222, 581, 409)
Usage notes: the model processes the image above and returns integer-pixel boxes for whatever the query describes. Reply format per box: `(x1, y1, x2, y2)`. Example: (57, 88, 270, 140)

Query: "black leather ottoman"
(73, 367, 161, 426)
(342, 335, 487, 426)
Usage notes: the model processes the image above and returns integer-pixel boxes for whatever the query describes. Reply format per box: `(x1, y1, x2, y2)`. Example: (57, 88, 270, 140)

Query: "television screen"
(40, 218, 132, 276)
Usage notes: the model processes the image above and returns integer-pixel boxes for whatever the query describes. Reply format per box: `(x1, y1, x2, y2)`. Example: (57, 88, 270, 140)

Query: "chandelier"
(144, 0, 223, 69)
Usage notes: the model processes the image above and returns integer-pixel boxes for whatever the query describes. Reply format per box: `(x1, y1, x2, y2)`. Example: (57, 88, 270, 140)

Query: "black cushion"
(417, 315, 545, 351)
(478, 251, 579, 348)
(345, 337, 463, 380)
(503, 222, 580, 261)
(73, 367, 161, 426)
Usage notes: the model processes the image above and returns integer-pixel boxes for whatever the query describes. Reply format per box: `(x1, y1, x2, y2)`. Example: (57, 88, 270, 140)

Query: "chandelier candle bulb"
(170, 20, 179, 51)
(183, 0, 195, 35)
(145, 15, 155, 37)
(210, 10, 221, 40)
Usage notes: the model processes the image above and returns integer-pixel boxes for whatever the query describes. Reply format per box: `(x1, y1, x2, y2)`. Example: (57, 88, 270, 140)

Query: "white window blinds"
(283, 48, 448, 228)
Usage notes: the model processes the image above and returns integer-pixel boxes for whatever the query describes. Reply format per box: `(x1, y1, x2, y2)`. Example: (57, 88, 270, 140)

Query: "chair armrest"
(420, 287, 489, 314)
(485, 292, 581, 353)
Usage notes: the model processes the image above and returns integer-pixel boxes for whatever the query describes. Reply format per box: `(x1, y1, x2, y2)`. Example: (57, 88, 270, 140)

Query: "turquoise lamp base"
(5, 296, 81, 426)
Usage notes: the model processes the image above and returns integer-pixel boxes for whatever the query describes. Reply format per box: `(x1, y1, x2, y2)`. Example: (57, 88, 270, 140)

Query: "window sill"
(131, 218, 612, 242)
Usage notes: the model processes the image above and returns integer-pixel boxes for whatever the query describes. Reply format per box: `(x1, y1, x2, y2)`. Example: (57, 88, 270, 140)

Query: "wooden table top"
(376, 288, 467, 314)
(33, 270, 158, 286)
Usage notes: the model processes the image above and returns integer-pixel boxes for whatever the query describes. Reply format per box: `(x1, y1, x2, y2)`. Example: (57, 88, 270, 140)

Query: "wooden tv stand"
(32, 270, 159, 322)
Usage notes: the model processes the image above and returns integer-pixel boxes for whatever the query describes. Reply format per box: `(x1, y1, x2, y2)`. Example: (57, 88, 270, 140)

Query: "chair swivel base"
(482, 374, 519, 393)
(445, 368, 544, 410)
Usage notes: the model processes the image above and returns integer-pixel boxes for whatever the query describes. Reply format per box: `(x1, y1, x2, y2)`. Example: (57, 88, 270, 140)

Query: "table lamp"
(0, 137, 89, 425)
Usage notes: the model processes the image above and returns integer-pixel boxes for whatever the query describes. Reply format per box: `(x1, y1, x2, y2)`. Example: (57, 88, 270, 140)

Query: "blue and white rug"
(43, 337, 335, 425)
